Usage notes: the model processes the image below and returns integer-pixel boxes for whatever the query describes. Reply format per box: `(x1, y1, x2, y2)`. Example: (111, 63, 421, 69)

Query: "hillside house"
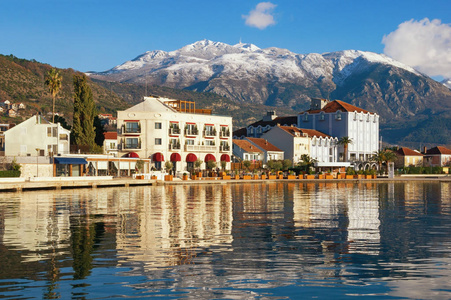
(232, 139, 263, 162)
(103, 131, 118, 156)
(245, 137, 284, 163)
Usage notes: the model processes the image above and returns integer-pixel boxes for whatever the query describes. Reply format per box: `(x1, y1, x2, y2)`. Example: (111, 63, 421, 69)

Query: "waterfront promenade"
(0, 174, 450, 192)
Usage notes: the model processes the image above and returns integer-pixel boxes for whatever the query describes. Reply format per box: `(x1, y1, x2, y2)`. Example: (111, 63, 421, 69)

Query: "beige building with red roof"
(245, 137, 284, 163)
(298, 98, 379, 168)
(261, 125, 344, 167)
(394, 147, 424, 168)
(424, 146, 451, 167)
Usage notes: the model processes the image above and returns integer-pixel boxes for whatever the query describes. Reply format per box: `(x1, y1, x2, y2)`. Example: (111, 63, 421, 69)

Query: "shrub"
(0, 170, 21, 177)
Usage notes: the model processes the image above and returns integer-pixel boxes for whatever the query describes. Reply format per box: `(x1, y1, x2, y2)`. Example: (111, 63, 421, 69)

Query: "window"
(303, 114, 308, 122)
(47, 127, 52, 137)
(155, 138, 162, 145)
(204, 125, 216, 136)
(319, 113, 325, 121)
(186, 139, 195, 145)
(155, 122, 162, 129)
(205, 140, 215, 146)
(125, 138, 139, 149)
(125, 122, 140, 133)
(335, 111, 342, 120)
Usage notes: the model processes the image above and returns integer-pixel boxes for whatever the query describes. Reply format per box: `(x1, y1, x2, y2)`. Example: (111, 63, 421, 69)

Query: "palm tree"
(337, 136, 353, 162)
(299, 154, 317, 173)
(44, 68, 62, 123)
(371, 149, 397, 174)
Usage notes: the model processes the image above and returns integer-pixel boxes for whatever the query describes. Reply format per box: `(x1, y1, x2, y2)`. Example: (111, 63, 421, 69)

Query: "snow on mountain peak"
(233, 42, 260, 52)
(442, 78, 451, 89)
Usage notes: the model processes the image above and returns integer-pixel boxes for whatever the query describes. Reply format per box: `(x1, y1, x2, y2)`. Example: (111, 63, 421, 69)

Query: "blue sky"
(1, 0, 450, 78)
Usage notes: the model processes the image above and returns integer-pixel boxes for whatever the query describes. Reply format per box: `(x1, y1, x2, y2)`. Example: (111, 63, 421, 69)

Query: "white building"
(0, 114, 70, 157)
(261, 125, 340, 167)
(232, 139, 263, 162)
(245, 137, 284, 163)
(245, 111, 297, 138)
(103, 131, 118, 156)
(117, 96, 233, 173)
(298, 98, 379, 166)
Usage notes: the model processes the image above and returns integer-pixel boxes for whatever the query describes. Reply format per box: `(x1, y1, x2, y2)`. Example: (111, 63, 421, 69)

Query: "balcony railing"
(184, 129, 199, 136)
(220, 145, 230, 152)
(123, 142, 141, 150)
(123, 125, 141, 134)
(169, 128, 181, 135)
(220, 131, 230, 137)
(203, 130, 216, 137)
(185, 145, 216, 152)
(169, 143, 181, 150)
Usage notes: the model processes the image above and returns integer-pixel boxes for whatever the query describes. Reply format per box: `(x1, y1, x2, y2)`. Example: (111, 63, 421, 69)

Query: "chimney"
(423, 146, 427, 154)
(310, 98, 329, 110)
(262, 110, 277, 121)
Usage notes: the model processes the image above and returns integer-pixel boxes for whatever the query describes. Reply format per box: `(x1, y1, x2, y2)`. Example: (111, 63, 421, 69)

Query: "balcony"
(184, 129, 199, 136)
(169, 143, 181, 150)
(123, 125, 141, 134)
(220, 145, 230, 152)
(220, 130, 230, 138)
(203, 130, 216, 137)
(185, 145, 216, 152)
(169, 128, 181, 135)
(123, 142, 141, 150)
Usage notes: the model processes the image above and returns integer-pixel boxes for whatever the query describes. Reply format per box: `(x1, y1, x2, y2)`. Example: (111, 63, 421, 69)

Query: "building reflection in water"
(0, 181, 450, 299)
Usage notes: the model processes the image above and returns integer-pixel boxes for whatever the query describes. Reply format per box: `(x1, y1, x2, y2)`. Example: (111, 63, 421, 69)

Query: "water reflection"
(0, 182, 450, 299)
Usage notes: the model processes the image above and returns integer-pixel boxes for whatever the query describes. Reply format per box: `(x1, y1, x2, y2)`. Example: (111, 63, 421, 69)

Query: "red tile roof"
(246, 137, 282, 152)
(426, 146, 451, 155)
(103, 131, 117, 140)
(278, 126, 331, 138)
(396, 147, 423, 156)
(303, 100, 373, 115)
(233, 139, 263, 153)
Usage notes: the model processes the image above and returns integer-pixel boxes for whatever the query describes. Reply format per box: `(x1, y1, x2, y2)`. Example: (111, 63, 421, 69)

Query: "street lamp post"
(36, 148, 40, 177)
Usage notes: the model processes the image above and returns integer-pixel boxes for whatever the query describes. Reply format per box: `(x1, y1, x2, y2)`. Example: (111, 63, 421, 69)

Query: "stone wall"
(20, 163, 53, 178)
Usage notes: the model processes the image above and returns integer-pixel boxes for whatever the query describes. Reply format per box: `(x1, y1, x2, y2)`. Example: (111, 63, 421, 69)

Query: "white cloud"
(382, 18, 451, 78)
(243, 2, 277, 30)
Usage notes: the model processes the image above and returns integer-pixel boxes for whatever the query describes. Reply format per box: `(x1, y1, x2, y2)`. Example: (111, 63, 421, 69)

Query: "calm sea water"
(0, 182, 450, 299)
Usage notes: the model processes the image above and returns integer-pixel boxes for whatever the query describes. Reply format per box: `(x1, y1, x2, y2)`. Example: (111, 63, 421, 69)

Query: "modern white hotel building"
(117, 96, 233, 173)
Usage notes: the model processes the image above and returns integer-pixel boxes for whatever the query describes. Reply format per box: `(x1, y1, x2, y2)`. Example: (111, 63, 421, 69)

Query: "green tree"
(44, 68, 63, 123)
(337, 136, 353, 162)
(243, 160, 251, 171)
(72, 73, 97, 150)
(371, 149, 397, 174)
(282, 159, 292, 170)
(298, 154, 317, 172)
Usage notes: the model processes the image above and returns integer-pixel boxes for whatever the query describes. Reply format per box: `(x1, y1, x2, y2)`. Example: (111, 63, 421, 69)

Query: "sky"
(1, 0, 450, 79)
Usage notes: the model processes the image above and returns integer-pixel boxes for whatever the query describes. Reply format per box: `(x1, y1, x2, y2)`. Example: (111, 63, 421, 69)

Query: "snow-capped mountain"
(442, 78, 451, 89)
(89, 40, 451, 122)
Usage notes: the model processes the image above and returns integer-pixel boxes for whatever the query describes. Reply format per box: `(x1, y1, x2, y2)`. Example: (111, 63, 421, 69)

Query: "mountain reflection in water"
(0, 182, 450, 299)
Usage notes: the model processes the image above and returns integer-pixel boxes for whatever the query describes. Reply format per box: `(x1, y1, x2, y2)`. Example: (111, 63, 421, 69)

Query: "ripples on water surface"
(0, 182, 450, 299)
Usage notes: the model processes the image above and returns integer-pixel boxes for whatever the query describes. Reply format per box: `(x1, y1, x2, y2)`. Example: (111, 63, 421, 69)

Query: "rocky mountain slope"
(0, 54, 129, 123)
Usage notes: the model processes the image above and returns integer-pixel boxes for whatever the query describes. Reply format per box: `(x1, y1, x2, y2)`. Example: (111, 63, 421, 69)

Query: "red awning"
(153, 152, 164, 162)
(126, 152, 139, 158)
(186, 153, 197, 162)
(204, 154, 216, 162)
(220, 154, 230, 162)
(170, 153, 181, 162)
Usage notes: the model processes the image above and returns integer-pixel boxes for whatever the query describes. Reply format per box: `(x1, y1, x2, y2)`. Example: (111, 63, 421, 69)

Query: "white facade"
(1, 115, 70, 157)
(117, 96, 233, 173)
(262, 125, 338, 165)
(298, 99, 379, 163)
